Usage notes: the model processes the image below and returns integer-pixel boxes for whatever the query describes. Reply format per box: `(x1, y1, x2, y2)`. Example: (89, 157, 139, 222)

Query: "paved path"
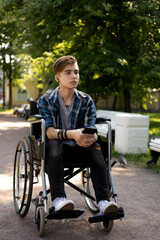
(0, 112, 160, 240)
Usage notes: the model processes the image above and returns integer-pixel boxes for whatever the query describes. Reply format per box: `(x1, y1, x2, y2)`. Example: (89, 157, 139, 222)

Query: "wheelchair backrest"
(29, 101, 42, 140)
(30, 101, 39, 115)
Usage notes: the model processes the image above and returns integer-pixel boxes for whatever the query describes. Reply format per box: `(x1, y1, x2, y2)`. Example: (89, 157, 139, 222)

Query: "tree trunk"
(112, 95, 117, 111)
(8, 71, 12, 109)
(139, 100, 144, 113)
(2, 57, 6, 109)
(8, 54, 12, 109)
(123, 89, 131, 112)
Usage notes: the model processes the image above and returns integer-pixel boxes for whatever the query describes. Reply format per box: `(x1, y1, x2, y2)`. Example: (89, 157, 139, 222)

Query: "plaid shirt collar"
(47, 87, 86, 102)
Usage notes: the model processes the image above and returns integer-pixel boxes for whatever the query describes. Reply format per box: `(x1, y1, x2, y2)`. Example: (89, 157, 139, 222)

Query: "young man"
(38, 55, 118, 214)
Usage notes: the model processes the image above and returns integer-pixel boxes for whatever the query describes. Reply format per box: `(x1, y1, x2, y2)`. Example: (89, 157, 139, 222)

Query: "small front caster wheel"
(36, 207, 45, 237)
(103, 220, 114, 232)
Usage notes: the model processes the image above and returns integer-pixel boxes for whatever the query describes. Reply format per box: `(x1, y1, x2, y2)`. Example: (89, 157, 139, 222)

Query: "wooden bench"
(148, 137, 160, 164)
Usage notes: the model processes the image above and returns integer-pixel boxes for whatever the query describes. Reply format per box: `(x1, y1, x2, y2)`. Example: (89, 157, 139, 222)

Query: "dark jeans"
(45, 140, 110, 203)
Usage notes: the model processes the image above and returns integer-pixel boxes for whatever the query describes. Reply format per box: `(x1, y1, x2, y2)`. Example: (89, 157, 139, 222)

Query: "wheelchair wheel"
(13, 137, 33, 218)
(103, 220, 114, 232)
(36, 207, 45, 237)
(81, 168, 99, 213)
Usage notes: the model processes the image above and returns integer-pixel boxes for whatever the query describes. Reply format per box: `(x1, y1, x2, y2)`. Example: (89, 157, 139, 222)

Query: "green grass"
(0, 107, 13, 113)
(113, 113, 160, 173)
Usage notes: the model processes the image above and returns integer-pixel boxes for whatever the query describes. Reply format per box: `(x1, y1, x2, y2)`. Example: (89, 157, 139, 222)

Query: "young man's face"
(56, 62, 79, 90)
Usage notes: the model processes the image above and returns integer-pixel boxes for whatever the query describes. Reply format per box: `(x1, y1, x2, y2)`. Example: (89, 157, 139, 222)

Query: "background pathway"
(0, 112, 160, 240)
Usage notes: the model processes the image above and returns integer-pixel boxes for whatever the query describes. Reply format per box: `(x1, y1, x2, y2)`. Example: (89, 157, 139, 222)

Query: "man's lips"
(70, 81, 78, 84)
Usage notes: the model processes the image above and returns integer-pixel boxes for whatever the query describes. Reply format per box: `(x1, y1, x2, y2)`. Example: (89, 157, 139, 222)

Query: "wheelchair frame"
(13, 112, 124, 237)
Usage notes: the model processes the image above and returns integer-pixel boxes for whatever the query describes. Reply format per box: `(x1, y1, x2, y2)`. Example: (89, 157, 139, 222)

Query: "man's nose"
(71, 72, 76, 78)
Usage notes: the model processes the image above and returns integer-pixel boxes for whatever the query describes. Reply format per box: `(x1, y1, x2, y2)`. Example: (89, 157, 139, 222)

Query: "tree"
(1, 0, 160, 111)
(22, 52, 57, 97)
(0, 1, 23, 108)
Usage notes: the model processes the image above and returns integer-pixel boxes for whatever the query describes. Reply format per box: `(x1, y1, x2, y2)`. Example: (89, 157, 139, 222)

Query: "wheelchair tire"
(13, 137, 33, 218)
(81, 168, 99, 213)
(103, 220, 114, 232)
(36, 207, 45, 237)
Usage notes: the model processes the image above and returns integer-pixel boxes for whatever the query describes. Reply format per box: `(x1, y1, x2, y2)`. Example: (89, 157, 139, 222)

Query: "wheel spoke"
(81, 168, 99, 213)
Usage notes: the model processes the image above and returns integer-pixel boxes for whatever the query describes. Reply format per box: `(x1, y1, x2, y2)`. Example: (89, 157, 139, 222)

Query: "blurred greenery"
(0, 0, 160, 111)
(0, 108, 12, 113)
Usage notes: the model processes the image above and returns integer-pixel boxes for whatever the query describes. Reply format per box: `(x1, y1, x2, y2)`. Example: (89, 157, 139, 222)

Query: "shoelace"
(53, 197, 65, 205)
(98, 200, 108, 207)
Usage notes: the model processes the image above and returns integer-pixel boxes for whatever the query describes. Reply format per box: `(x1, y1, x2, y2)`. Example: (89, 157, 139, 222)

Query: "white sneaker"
(53, 197, 75, 212)
(98, 200, 118, 215)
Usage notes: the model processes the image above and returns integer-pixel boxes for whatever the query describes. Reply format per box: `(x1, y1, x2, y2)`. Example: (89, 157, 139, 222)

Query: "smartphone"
(82, 127, 97, 134)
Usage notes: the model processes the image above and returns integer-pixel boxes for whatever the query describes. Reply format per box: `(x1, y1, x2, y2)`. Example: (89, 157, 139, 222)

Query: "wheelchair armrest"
(96, 117, 111, 124)
(28, 114, 44, 122)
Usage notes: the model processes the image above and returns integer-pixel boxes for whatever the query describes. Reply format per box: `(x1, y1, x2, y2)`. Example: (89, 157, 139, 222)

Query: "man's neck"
(59, 88, 75, 106)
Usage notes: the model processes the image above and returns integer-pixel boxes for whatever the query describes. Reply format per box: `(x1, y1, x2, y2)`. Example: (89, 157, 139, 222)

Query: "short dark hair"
(53, 55, 77, 74)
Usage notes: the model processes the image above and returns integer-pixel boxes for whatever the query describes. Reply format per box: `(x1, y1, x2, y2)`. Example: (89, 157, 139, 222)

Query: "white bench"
(115, 113, 149, 154)
(148, 137, 160, 153)
(96, 110, 150, 154)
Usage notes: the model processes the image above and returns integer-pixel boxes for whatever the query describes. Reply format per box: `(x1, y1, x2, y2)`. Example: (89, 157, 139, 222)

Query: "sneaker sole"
(57, 202, 75, 211)
(103, 204, 118, 214)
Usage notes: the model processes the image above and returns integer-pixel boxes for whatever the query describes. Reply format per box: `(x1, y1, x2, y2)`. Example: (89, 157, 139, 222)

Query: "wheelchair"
(13, 101, 124, 237)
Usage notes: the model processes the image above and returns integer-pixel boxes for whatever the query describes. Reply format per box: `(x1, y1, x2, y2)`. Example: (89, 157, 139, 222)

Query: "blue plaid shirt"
(38, 87, 96, 130)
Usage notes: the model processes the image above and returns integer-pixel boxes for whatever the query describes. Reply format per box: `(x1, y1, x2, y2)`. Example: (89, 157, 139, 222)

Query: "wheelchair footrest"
(88, 207, 124, 223)
(47, 207, 85, 220)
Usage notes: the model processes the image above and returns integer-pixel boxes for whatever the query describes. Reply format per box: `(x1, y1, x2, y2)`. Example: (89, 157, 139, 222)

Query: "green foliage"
(147, 113, 160, 139)
(22, 52, 57, 93)
(0, 0, 25, 108)
(0, 0, 160, 110)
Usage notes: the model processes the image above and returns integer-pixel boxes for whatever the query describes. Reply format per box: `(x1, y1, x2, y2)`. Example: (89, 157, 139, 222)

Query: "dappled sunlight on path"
(113, 164, 136, 177)
(0, 173, 12, 191)
(0, 121, 29, 130)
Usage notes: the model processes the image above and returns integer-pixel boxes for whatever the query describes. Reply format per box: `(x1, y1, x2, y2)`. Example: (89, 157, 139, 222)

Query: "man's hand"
(70, 129, 98, 147)
(46, 127, 98, 147)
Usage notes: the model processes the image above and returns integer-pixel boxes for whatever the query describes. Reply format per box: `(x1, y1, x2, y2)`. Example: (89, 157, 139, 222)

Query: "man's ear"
(55, 75, 59, 82)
